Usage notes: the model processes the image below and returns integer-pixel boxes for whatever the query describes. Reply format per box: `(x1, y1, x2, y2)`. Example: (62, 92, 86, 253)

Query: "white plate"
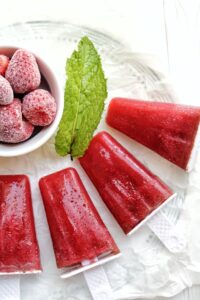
(0, 21, 188, 300)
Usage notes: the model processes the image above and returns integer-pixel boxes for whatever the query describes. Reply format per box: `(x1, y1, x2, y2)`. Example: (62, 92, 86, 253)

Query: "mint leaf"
(55, 36, 107, 157)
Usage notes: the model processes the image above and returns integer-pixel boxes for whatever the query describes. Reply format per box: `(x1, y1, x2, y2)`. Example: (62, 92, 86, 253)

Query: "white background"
(0, 0, 200, 299)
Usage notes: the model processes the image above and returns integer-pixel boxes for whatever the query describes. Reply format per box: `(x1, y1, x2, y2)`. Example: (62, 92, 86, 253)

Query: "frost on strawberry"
(5, 49, 41, 94)
(0, 98, 22, 133)
(0, 98, 34, 143)
(0, 75, 14, 105)
(22, 89, 57, 126)
(0, 120, 34, 143)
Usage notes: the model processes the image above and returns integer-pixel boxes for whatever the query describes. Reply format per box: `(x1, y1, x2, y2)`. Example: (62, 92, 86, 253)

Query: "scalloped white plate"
(0, 21, 188, 300)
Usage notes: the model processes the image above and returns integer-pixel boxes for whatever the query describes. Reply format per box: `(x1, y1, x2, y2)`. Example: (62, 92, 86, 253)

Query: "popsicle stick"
(127, 193, 177, 236)
(127, 193, 186, 253)
(61, 255, 121, 299)
(147, 209, 186, 253)
(60, 253, 121, 279)
(0, 276, 20, 300)
(82, 259, 114, 300)
(163, 124, 200, 250)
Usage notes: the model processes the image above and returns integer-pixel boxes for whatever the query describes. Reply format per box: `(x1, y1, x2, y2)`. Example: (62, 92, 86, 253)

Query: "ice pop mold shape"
(0, 175, 41, 274)
(80, 131, 176, 235)
(106, 98, 200, 171)
(39, 168, 120, 278)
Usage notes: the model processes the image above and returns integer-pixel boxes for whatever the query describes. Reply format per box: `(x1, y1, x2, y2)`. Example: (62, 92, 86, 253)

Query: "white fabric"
(0, 277, 20, 300)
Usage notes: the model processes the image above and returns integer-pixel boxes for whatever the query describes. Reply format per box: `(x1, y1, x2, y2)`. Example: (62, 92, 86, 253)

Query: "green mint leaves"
(55, 36, 107, 158)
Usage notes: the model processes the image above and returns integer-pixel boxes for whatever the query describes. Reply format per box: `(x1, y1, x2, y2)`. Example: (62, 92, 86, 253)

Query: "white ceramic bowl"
(0, 46, 63, 157)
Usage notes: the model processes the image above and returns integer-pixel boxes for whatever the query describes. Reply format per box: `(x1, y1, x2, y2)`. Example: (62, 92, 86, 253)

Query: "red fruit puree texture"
(39, 168, 119, 268)
(106, 98, 200, 170)
(79, 132, 173, 234)
(0, 175, 41, 273)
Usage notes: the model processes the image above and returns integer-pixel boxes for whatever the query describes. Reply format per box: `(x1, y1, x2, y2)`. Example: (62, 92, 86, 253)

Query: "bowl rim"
(0, 45, 64, 157)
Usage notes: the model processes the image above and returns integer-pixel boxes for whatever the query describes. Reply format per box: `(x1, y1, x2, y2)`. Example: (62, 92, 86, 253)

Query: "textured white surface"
(83, 264, 115, 300)
(0, 277, 20, 300)
(0, 1, 200, 300)
(128, 194, 177, 237)
(61, 254, 121, 279)
(147, 210, 186, 254)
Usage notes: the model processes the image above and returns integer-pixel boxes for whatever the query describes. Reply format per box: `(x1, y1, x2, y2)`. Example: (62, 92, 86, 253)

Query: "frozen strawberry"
(0, 55, 9, 76)
(5, 49, 41, 94)
(0, 75, 14, 105)
(0, 120, 34, 143)
(22, 89, 57, 126)
(0, 98, 22, 133)
(0, 97, 34, 144)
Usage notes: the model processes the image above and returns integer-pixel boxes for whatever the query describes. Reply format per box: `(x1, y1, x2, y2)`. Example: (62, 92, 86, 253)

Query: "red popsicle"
(0, 175, 41, 274)
(39, 168, 119, 269)
(106, 98, 200, 171)
(79, 131, 174, 234)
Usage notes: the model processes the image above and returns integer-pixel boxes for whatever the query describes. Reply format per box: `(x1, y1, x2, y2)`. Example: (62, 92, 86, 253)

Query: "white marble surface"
(0, 1, 200, 299)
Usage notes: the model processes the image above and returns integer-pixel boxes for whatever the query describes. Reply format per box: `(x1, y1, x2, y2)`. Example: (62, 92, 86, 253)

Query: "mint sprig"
(55, 36, 107, 158)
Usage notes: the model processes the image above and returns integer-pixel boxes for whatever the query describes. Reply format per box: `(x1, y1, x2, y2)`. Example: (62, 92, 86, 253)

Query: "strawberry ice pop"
(106, 98, 200, 171)
(0, 175, 41, 274)
(39, 168, 119, 269)
(79, 131, 174, 235)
